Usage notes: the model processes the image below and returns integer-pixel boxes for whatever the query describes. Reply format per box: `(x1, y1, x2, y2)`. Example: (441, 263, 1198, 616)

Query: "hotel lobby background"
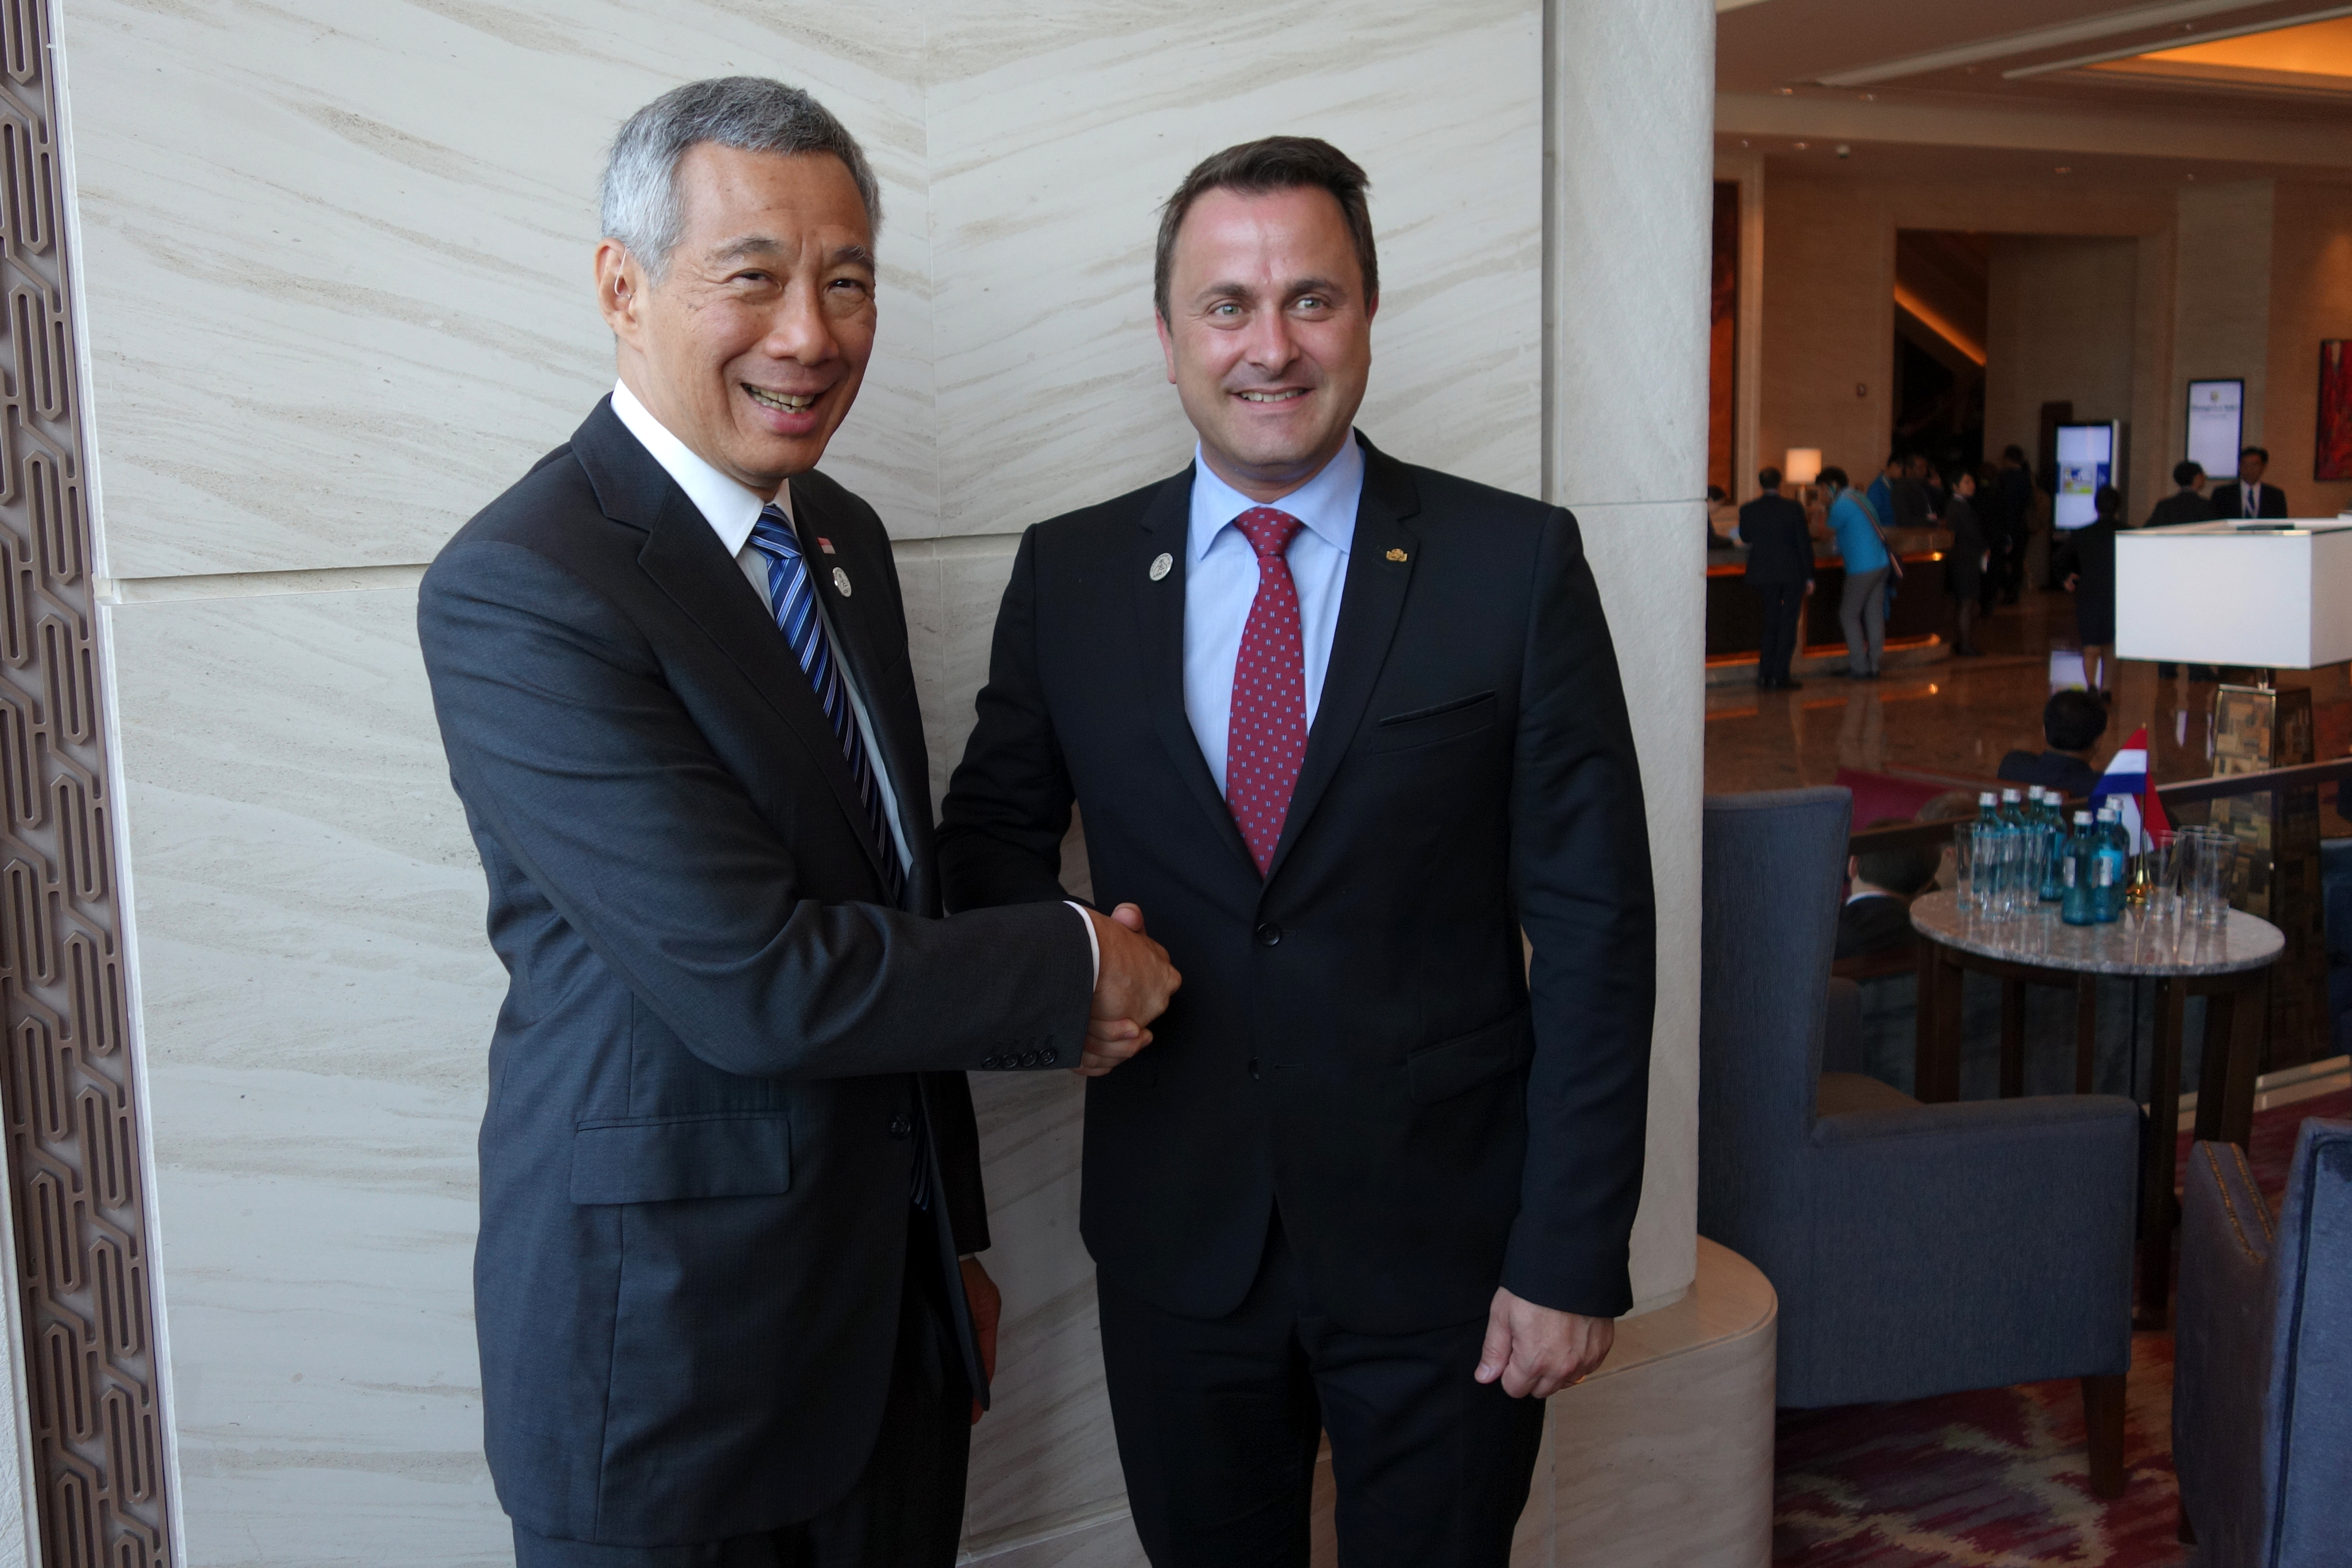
(0, 0, 1738, 1564)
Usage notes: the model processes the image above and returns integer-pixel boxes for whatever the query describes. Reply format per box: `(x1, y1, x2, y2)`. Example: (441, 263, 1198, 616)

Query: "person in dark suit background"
(2211, 445, 2290, 520)
(1999, 689, 2109, 799)
(1738, 466, 1816, 689)
(1942, 465, 1991, 657)
(939, 137, 1655, 1567)
(416, 79, 1179, 1567)
(2058, 483, 2124, 695)
(2146, 460, 2218, 529)
(1837, 824, 1941, 962)
(1994, 444, 2036, 605)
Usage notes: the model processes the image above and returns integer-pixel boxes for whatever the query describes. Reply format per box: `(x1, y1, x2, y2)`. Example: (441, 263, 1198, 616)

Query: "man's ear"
(1155, 309, 1178, 386)
(596, 239, 645, 347)
(1847, 856, 1859, 882)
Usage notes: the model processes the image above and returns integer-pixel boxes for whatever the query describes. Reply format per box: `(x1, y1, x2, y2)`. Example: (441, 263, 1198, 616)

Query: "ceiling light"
(1776, 86, 1795, 94)
(1862, 92, 1877, 99)
(1794, 141, 1810, 149)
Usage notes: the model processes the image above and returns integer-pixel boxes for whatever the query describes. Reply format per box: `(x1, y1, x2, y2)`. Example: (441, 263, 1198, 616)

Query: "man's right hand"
(1080, 903, 1179, 1077)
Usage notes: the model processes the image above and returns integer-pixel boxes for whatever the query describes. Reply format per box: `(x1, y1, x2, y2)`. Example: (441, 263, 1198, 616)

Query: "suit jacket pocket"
(1405, 1009, 1533, 1105)
(570, 1112, 793, 1205)
(1367, 691, 1496, 754)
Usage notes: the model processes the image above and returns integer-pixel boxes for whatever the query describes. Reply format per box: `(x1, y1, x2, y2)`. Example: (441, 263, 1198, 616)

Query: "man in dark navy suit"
(1738, 467, 1816, 689)
(418, 78, 1177, 1567)
(2211, 446, 2290, 520)
(940, 138, 1655, 1568)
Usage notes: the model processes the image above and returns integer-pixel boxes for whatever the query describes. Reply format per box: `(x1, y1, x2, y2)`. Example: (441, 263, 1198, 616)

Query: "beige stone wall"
(2267, 181, 2352, 519)
(1983, 234, 2139, 483)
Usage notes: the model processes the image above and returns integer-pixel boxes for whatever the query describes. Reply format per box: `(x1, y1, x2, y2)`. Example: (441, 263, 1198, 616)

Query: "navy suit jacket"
(1739, 493, 1816, 585)
(2210, 480, 2290, 520)
(418, 398, 1092, 1545)
(939, 437, 1657, 1328)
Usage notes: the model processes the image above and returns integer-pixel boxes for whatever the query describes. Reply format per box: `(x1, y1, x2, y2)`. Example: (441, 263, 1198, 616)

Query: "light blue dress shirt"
(1184, 435, 1365, 794)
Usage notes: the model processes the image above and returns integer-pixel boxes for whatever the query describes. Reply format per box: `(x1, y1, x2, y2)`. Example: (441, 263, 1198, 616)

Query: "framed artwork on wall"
(2321, 340, 2352, 482)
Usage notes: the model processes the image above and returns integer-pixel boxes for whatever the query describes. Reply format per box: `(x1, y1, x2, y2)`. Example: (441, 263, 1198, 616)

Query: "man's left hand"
(962, 1257, 1001, 1425)
(1473, 1287, 1614, 1399)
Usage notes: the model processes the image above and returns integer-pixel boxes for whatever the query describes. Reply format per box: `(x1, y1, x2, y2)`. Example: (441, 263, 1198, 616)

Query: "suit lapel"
(628, 468, 894, 894)
(1262, 440, 1421, 884)
(1136, 467, 1259, 873)
(789, 482, 933, 912)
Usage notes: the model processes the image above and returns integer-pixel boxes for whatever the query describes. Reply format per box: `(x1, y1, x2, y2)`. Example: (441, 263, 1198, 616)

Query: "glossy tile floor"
(1705, 586, 2352, 838)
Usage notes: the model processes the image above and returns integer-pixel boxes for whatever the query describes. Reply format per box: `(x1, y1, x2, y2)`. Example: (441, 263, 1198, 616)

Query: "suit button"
(1249, 1057, 1261, 1080)
(888, 1112, 912, 1139)
(1254, 922, 1283, 947)
(1044, 1047, 1059, 1064)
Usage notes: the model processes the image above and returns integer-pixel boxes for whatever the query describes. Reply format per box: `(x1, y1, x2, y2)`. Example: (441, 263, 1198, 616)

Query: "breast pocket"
(1366, 691, 1497, 755)
(569, 1112, 793, 1205)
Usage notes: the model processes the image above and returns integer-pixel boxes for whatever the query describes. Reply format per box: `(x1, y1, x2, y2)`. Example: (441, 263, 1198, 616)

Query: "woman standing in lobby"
(1822, 465, 1892, 678)
(1943, 465, 1991, 657)
(2059, 483, 2123, 696)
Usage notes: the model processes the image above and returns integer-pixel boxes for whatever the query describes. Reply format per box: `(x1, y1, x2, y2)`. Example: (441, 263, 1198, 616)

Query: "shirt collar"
(609, 379, 791, 557)
(1188, 433, 1364, 562)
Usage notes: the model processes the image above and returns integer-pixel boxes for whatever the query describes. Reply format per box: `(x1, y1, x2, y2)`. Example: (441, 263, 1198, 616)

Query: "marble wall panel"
(923, 0, 1542, 536)
(61, 0, 937, 578)
(104, 585, 511, 1562)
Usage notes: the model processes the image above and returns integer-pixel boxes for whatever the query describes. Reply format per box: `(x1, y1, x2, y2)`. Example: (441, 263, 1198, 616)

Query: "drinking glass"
(1974, 828, 2013, 921)
(1950, 823, 1978, 913)
(2146, 830, 2183, 926)
(2196, 829, 2238, 927)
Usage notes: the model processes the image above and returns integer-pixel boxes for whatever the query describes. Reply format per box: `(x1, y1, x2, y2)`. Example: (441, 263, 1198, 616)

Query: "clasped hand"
(1080, 902, 1180, 1076)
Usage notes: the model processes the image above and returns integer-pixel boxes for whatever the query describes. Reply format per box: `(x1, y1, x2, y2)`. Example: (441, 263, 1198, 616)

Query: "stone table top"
(1909, 890, 2284, 977)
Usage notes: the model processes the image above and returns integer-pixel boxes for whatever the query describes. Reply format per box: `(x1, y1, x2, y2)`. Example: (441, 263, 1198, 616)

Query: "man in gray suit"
(418, 78, 1177, 1566)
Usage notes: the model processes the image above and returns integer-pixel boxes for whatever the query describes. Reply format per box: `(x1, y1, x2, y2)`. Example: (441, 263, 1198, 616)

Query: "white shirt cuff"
(1066, 900, 1100, 984)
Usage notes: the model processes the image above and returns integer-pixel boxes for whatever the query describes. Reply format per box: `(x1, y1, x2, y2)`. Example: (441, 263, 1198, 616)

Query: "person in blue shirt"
(1865, 455, 1900, 543)
(1822, 465, 1892, 677)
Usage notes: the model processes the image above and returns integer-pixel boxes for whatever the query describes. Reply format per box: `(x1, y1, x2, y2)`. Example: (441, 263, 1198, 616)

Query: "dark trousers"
(513, 1208, 971, 1568)
(1097, 1218, 1546, 1568)
(1753, 581, 1805, 684)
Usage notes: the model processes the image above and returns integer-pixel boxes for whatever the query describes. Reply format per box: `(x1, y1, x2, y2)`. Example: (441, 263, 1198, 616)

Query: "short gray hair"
(599, 77, 882, 279)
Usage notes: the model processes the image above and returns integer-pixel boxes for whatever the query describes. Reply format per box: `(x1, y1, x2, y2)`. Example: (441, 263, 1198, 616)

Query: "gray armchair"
(2174, 1120, 2352, 1562)
(1698, 787, 2141, 1494)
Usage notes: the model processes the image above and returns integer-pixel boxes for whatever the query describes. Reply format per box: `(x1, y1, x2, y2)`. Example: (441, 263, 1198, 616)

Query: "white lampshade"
(1783, 448, 1822, 486)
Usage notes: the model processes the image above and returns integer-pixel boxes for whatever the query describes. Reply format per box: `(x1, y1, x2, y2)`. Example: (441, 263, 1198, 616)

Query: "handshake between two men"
(1078, 903, 1182, 1077)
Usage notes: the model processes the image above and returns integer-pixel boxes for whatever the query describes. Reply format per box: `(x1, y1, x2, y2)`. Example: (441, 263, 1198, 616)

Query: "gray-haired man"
(418, 78, 1178, 1565)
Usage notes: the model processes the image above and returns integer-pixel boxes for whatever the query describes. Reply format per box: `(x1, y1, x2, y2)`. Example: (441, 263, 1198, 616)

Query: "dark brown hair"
(1153, 137, 1377, 322)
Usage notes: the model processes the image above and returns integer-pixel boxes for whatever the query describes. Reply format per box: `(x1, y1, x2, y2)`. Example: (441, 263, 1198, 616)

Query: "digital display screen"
(2186, 380, 2243, 484)
(2054, 423, 2115, 530)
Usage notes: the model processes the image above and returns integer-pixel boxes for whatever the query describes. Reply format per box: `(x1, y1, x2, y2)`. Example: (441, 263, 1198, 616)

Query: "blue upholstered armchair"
(2174, 1120, 2352, 1562)
(1698, 788, 2141, 1495)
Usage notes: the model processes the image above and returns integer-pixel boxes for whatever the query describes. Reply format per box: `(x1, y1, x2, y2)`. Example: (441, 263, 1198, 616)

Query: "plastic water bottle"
(2092, 805, 2128, 923)
(2062, 811, 2099, 926)
(1977, 791, 2009, 913)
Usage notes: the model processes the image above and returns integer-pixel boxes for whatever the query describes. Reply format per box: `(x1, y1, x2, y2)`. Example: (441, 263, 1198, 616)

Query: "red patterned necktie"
(1226, 507, 1309, 876)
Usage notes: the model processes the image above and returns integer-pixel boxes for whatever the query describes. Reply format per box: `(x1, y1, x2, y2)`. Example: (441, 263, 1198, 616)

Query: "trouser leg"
(1307, 1301, 1547, 1568)
(1863, 569, 1887, 669)
(1097, 1222, 1321, 1568)
(1839, 568, 1885, 672)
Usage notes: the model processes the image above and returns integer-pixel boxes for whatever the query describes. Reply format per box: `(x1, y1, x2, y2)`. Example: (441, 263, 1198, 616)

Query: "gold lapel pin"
(1385, 548, 1408, 563)
(1149, 552, 1173, 581)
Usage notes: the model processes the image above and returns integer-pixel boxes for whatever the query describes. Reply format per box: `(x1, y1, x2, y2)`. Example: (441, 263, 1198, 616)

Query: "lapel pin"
(1385, 548, 1409, 563)
(817, 537, 836, 555)
(831, 567, 853, 597)
(1149, 552, 1173, 582)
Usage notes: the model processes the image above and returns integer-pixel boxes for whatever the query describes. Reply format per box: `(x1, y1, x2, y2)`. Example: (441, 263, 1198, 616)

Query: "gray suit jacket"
(418, 397, 1091, 1545)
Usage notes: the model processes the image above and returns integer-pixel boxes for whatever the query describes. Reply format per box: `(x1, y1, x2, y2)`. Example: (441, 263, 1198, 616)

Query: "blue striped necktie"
(747, 505, 904, 904)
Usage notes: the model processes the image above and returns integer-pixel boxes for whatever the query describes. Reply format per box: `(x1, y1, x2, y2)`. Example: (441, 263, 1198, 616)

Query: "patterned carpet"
(1771, 1088, 2351, 1566)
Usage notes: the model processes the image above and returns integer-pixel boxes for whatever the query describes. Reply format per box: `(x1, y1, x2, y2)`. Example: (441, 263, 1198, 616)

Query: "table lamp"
(1783, 448, 1822, 487)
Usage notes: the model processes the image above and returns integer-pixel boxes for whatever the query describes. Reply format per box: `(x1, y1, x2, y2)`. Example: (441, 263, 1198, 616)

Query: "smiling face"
(596, 143, 875, 495)
(1156, 184, 1374, 503)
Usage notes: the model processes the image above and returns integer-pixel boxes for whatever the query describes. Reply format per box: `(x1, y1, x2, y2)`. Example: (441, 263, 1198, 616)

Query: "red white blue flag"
(2090, 726, 2171, 852)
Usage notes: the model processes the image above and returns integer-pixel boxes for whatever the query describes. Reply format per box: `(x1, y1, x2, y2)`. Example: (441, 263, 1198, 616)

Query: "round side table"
(1908, 891, 2284, 1326)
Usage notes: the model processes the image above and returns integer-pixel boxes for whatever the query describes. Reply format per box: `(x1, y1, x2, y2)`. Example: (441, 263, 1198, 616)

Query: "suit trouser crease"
(1754, 581, 1805, 683)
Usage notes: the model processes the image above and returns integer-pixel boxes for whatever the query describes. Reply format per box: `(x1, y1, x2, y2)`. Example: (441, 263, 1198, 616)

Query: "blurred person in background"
(2211, 445, 2289, 521)
(1738, 465, 1816, 689)
(1866, 454, 1899, 533)
(1821, 465, 1893, 679)
(1942, 464, 1991, 657)
(1998, 689, 2110, 799)
(1993, 444, 2035, 606)
(1838, 825, 1942, 961)
(1706, 484, 1739, 548)
(2058, 483, 2124, 695)
(2146, 460, 2217, 529)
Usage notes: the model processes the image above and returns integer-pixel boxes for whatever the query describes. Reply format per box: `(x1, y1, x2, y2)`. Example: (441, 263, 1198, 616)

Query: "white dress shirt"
(1184, 435, 1365, 792)
(608, 381, 1100, 978)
